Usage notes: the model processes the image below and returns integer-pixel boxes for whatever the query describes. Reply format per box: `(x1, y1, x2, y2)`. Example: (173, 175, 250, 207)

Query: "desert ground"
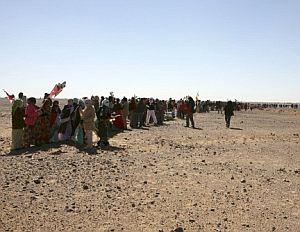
(0, 99, 299, 232)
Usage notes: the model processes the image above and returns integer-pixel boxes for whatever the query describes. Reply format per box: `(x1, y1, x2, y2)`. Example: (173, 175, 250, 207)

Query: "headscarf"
(84, 99, 92, 107)
(79, 99, 85, 109)
(12, 99, 23, 115)
(42, 99, 51, 114)
(101, 99, 110, 107)
(73, 98, 79, 105)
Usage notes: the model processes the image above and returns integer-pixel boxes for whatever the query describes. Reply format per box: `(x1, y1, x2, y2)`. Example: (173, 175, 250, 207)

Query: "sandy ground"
(0, 99, 299, 232)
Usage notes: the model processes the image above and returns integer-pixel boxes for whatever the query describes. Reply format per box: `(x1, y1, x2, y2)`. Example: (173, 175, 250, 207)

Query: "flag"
(49, 81, 66, 98)
(3, 89, 14, 103)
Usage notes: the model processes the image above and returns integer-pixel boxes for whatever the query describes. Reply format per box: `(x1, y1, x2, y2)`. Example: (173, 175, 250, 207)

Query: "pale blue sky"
(0, 0, 299, 102)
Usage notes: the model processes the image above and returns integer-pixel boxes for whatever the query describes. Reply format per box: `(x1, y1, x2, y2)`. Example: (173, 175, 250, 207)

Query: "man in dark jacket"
(185, 97, 195, 128)
(136, 98, 147, 128)
(224, 101, 234, 128)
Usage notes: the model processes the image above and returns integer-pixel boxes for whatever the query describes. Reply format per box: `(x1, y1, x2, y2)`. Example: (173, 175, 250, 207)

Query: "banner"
(49, 81, 66, 98)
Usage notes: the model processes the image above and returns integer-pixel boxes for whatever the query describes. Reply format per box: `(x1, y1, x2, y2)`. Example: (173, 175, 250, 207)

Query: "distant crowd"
(8, 91, 241, 151)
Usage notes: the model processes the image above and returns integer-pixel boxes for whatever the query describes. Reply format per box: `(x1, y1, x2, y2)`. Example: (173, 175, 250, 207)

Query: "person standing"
(146, 98, 157, 126)
(96, 99, 111, 147)
(93, 96, 100, 113)
(58, 99, 74, 141)
(112, 98, 124, 131)
(224, 101, 234, 128)
(136, 98, 146, 128)
(155, 100, 165, 125)
(11, 99, 25, 150)
(80, 99, 95, 148)
(49, 100, 61, 143)
(129, 97, 137, 128)
(35, 99, 52, 145)
(23, 97, 39, 147)
(185, 97, 195, 128)
(121, 97, 129, 129)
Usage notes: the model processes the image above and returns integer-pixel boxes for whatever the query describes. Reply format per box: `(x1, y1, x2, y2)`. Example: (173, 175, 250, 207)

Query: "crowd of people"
(9, 91, 237, 151)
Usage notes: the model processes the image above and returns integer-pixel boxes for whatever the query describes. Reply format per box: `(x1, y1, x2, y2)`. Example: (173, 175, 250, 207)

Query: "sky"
(0, 0, 299, 102)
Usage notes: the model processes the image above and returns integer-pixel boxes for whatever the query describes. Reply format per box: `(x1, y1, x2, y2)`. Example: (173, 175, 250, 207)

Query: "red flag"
(49, 81, 66, 98)
(3, 89, 14, 102)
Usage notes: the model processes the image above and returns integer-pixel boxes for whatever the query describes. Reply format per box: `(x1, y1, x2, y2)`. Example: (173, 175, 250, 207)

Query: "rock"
(174, 227, 184, 232)
(34, 179, 41, 184)
(83, 185, 89, 190)
(241, 179, 246, 183)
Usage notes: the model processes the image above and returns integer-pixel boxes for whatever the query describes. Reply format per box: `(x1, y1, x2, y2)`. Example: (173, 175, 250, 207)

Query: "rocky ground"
(0, 99, 299, 232)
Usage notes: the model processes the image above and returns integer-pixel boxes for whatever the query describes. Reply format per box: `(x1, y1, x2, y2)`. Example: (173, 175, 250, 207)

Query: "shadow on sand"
(4, 142, 65, 157)
(77, 145, 125, 154)
(230, 127, 243, 130)
(185, 126, 203, 130)
(4, 142, 125, 157)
